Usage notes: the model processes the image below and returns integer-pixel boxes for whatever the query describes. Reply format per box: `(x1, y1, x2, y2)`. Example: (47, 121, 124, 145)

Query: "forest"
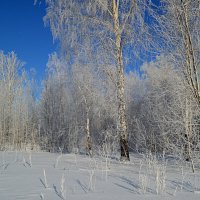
(0, 0, 200, 168)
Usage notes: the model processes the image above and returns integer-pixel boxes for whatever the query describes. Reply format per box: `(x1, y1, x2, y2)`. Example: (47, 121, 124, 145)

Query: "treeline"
(1, 51, 199, 160)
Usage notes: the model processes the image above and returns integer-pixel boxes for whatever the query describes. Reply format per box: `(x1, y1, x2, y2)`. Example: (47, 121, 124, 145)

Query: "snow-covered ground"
(0, 151, 200, 200)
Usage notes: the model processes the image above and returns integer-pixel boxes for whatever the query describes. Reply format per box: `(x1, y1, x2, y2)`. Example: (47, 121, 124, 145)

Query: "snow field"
(0, 151, 200, 200)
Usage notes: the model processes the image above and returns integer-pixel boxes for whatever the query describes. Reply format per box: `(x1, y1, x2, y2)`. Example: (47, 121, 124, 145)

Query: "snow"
(0, 151, 200, 200)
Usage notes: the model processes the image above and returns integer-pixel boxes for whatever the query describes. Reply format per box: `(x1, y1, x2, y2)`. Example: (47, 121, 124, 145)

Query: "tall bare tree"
(149, 0, 200, 163)
(151, 0, 200, 106)
(44, 0, 149, 160)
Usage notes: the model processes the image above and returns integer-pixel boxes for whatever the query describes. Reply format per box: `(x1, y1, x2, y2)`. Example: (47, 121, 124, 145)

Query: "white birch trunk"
(113, 0, 129, 161)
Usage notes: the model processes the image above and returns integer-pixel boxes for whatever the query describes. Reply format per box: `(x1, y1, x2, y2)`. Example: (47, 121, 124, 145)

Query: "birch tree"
(151, 0, 200, 162)
(72, 63, 98, 156)
(40, 52, 115, 153)
(0, 51, 23, 147)
(150, 0, 200, 106)
(125, 55, 200, 172)
(44, 0, 150, 161)
(0, 51, 38, 150)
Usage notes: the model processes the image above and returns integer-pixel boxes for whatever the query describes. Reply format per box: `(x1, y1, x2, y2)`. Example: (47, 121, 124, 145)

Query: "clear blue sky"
(0, 0, 161, 84)
(0, 0, 56, 84)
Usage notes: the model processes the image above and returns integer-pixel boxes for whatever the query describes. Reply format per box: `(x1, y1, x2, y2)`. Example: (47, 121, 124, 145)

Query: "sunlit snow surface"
(0, 151, 200, 200)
